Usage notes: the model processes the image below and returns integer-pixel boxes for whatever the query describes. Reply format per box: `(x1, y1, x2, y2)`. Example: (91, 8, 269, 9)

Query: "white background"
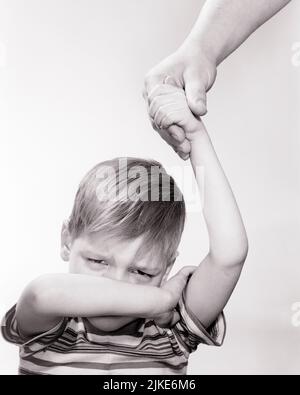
(0, 0, 299, 374)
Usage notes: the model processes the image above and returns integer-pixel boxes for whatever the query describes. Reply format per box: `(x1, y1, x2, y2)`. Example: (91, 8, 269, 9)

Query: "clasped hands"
(143, 45, 216, 160)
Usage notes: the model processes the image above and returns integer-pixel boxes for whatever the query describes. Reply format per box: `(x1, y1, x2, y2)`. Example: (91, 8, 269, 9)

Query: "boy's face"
(61, 226, 173, 331)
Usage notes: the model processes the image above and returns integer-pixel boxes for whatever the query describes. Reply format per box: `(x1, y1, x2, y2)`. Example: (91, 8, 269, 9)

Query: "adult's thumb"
(185, 79, 207, 117)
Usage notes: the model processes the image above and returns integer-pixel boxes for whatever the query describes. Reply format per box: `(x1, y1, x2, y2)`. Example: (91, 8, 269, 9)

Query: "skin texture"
(144, 0, 291, 159)
(16, 0, 293, 341)
(17, 86, 249, 336)
(16, 228, 196, 336)
(66, 232, 173, 331)
(148, 81, 248, 327)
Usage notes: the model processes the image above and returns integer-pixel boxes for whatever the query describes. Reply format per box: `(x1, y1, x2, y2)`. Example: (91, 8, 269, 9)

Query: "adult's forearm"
(184, 0, 291, 65)
(28, 274, 170, 318)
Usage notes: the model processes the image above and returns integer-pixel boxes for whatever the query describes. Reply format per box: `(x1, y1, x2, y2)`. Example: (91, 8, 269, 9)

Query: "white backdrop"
(0, 0, 299, 375)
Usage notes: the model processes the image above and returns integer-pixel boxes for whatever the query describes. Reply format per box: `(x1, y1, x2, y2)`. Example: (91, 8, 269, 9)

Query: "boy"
(1, 82, 248, 375)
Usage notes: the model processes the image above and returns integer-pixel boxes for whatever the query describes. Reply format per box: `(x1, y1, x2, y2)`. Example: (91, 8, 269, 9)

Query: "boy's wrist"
(186, 122, 209, 143)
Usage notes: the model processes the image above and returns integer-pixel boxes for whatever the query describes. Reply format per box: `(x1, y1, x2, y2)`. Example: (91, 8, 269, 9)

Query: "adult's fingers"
(157, 125, 191, 161)
(143, 74, 165, 103)
(146, 95, 186, 149)
(156, 126, 179, 149)
(152, 121, 190, 161)
(168, 125, 191, 160)
(149, 90, 185, 119)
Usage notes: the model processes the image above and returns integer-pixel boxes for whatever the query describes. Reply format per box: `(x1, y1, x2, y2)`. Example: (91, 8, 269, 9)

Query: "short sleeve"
(172, 289, 226, 354)
(1, 304, 68, 357)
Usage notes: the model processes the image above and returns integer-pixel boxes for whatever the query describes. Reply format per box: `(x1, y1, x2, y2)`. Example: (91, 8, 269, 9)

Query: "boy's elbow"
(228, 233, 249, 267)
(211, 237, 249, 268)
(233, 243, 248, 266)
(19, 275, 59, 315)
(239, 234, 249, 263)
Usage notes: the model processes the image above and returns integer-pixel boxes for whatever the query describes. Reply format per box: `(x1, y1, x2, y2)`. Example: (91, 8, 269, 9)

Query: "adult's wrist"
(180, 37, 217, 69)
(178, 40, 218, 92)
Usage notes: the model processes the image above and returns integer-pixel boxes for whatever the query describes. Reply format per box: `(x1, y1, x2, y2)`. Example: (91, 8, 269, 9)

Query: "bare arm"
(185, 0, 291, 65)
(144, 0, 291, 157)
(149, 83, 248, 328)
(184, 126, 248, 327)
(16, 267, 195, 337)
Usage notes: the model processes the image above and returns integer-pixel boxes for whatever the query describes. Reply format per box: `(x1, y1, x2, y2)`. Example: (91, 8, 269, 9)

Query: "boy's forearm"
(190, 127, 248, 265)
(23, 274, 170, 318)
(184, 0, 291, 66)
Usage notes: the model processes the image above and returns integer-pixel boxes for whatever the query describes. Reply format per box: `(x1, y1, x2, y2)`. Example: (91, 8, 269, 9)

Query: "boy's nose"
(102, 269, 126, 282)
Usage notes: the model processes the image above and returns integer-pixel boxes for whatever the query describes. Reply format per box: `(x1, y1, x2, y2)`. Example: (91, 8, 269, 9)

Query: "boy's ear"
(60, 220, 72, 262)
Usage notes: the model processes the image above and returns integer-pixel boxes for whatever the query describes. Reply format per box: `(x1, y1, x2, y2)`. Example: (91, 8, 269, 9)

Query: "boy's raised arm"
(149, 84, 248, 328)
(184, 125, 248, 328)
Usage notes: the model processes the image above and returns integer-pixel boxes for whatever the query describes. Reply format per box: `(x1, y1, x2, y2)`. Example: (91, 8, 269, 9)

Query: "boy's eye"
(87, 258, 107, 265)
(132, 269, 153, 278)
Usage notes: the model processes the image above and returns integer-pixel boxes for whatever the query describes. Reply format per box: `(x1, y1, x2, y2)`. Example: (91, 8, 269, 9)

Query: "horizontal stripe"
(48, 343, 181, 356)
(61, 327, 168, 345)
(26, 347, 184, 366)
(49, 331, 174, 349)
(22, 354, 187, 372)
(19, 360, 186, 376)
(2, 296, 226, 375)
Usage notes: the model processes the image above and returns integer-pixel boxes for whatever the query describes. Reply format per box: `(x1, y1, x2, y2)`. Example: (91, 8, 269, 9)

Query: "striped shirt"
(1, 291, 226, 375)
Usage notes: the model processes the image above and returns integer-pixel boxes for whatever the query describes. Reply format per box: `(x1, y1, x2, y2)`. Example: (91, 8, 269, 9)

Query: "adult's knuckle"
(149, 95, 161, 109)
(161, 114, 171, 129)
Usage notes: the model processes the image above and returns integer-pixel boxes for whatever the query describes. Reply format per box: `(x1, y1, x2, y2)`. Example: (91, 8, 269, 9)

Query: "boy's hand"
(153, 266, 197, 328)
(146, 78, 205, 160)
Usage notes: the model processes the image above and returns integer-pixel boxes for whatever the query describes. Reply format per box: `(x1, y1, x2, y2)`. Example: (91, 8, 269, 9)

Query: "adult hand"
(143, 43, 216, 159)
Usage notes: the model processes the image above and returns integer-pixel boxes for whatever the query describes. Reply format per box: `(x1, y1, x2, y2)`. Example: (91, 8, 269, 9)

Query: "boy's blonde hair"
(68, 157, 185, 266)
